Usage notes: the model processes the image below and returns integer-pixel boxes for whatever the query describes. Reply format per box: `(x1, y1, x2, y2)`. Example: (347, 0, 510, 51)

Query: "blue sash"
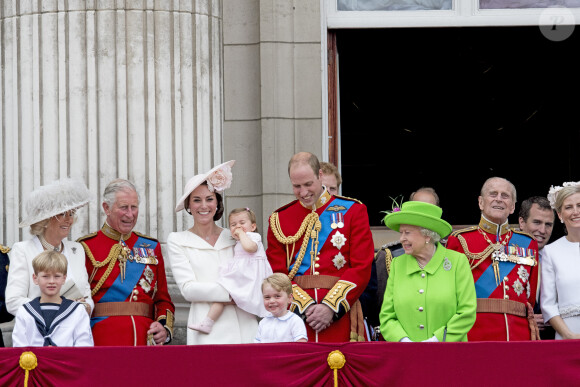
(474, 232, 533, 299)
(91, 237, 157, 327)
(290, 198, 354, 276)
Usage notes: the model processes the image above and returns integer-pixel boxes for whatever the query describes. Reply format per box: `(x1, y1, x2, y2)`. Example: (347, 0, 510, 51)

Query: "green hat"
(383, 201, 452, 238)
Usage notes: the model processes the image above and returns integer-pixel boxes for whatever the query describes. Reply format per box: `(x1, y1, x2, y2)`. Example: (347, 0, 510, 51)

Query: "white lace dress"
(218, 232, 273, 318)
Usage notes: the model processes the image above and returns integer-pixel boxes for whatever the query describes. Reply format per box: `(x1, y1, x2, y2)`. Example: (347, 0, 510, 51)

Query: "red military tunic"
(446, 216, 538, 341)
(267, 190, 375, 342)
(78, 223, 175, 346)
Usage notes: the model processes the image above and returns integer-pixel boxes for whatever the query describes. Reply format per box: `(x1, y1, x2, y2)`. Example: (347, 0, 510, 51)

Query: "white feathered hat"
(19, 178, 92, 227)
(175, 160, 235, 213)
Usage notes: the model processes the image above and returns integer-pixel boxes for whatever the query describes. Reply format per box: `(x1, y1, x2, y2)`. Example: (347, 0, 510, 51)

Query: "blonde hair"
(555, 185, 580, 213)
(262, 273, 292, 295)
(229, 207, 257, 224)
(29, 219, 50, 236)
(32, 250, 68, 275)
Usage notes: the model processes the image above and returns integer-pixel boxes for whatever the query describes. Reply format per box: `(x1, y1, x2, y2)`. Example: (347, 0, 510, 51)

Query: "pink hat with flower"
(175, 160, 235, 213)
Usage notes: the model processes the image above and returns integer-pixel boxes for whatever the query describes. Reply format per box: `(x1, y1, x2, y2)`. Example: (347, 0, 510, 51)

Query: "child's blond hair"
(32, 250, 68, 275)
(262, 273, 292, 295)
(229, 207, 257, 225)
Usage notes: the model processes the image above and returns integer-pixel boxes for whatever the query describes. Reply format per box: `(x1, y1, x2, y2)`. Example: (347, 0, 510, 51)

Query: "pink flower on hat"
(207, 165, 233, 192)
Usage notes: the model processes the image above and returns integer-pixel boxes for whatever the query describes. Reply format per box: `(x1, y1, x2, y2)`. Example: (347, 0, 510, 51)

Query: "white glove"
(399, 337, 413, 342)
(422, 335, 438, 343)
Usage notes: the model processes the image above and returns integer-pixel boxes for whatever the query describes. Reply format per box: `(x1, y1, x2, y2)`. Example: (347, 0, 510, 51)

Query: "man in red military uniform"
(446, 177, 539, 341)
(267, 152, 374, 342)
(78, 179, 174, 346)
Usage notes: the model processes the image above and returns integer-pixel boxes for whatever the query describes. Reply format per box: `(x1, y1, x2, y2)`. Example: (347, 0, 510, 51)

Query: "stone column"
(0, 0, 223, 345)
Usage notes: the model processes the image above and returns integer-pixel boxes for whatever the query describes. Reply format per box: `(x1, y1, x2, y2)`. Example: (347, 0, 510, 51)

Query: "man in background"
(320, 161, 342, 196)
(519, 196, 555, 340)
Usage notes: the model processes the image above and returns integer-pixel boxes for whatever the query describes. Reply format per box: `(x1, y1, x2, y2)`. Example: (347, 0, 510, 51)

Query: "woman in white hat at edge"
(166, 161, 258, 344)
(6, 178, 94, 317)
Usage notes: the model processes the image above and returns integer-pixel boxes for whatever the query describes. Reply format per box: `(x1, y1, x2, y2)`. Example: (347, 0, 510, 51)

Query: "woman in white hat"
(380, 201, 476, 342)
(6, 178, 94, 316)
(167, 161, 258, 344)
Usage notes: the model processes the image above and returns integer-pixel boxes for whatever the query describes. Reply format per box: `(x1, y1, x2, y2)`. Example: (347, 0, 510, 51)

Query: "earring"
(186, 208, 192, 214)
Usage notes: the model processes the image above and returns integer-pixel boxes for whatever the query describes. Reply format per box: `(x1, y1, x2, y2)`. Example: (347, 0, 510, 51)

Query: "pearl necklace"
(39, 235, 63, 252)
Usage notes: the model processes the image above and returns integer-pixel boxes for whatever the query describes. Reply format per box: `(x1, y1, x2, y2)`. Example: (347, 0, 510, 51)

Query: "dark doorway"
(337, 27, 580, 241)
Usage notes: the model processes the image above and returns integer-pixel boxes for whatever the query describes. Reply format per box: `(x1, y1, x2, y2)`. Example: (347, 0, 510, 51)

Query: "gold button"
(133, 296, 138, 301)
(504, 295, 509, 299)
(315, 257, 320, 261)
(504, 285, 509, 290)
(133, 289, 139, 294)
(314, 272, 319, 275)
(329, 295, 334, 299)
(503, 277, 509, 282)
(338, 285, 342, 289)
(315, 263, 320, 268)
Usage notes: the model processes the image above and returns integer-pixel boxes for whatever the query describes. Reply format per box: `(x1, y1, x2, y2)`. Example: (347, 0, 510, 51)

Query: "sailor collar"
(101, 222, 132, 241)
(479, 215, 510, 236)
(299, 189, 331, 211)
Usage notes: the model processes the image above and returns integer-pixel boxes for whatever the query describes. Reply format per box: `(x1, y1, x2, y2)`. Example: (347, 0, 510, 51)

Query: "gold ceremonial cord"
(459, 229, 512, 286)
(458, 235, 496, 270)
(83, 241, 124, 296)
(270, 211, 321, 280)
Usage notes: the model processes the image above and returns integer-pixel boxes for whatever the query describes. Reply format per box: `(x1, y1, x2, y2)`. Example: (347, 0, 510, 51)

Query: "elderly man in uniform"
(78, 179, 174, 346)
(267, 152, 374, 342)
(446, 177, 539, 341)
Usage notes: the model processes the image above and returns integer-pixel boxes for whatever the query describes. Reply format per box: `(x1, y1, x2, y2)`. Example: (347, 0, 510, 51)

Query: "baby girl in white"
(189, 207, 273, 333)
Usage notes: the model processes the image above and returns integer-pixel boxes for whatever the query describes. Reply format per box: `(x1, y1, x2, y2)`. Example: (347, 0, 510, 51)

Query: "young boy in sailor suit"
(12, 251, 93, 347)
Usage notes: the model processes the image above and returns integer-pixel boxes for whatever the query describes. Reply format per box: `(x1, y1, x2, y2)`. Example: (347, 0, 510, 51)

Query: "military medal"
(337, 212, 344, 229)
(331, 231, 347, 250)
(331, 213, 338, 229)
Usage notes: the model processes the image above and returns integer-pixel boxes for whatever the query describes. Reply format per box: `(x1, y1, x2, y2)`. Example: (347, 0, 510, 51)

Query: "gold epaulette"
(0, 244, 10, 254)
(76, 231, 98, 243)
(134, 231, 159, 243)
(334, 194, 362, 204)
(322, 280, 356, 313)
(450, 226, 478, 237)
(385, 248, 394, 275)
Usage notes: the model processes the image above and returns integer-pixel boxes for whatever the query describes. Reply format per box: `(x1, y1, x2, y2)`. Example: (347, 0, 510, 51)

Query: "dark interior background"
(337, 26, 580, 242)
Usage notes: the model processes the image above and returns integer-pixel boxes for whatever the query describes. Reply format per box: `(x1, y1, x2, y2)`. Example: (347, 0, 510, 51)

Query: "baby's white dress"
(218, 232, 273, 317)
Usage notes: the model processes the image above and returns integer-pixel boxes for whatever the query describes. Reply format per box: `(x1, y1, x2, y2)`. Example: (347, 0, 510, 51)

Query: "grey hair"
(103, 179, 139, 207)
(480, 177, 517, 203)
(555, 185, 580, 213)
(420, 228, 441, 244)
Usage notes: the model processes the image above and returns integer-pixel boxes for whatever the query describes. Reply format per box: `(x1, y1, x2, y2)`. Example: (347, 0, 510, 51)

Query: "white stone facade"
(0, 1, 325, 345)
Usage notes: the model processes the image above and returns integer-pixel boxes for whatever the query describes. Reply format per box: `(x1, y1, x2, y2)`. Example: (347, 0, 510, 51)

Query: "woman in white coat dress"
(167, 161, 258, 344)
(6, 178, 94, 316)
(542, 182, 580, 340)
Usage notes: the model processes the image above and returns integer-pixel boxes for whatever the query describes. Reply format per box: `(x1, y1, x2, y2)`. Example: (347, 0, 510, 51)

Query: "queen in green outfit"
(379, 201, 476, 342)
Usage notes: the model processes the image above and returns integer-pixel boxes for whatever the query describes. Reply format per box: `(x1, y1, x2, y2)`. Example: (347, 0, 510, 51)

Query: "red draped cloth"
(1, 342, 579, 386)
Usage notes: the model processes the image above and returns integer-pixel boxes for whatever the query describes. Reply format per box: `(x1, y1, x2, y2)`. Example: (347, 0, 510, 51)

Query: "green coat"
(379, 243, 476, 342)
